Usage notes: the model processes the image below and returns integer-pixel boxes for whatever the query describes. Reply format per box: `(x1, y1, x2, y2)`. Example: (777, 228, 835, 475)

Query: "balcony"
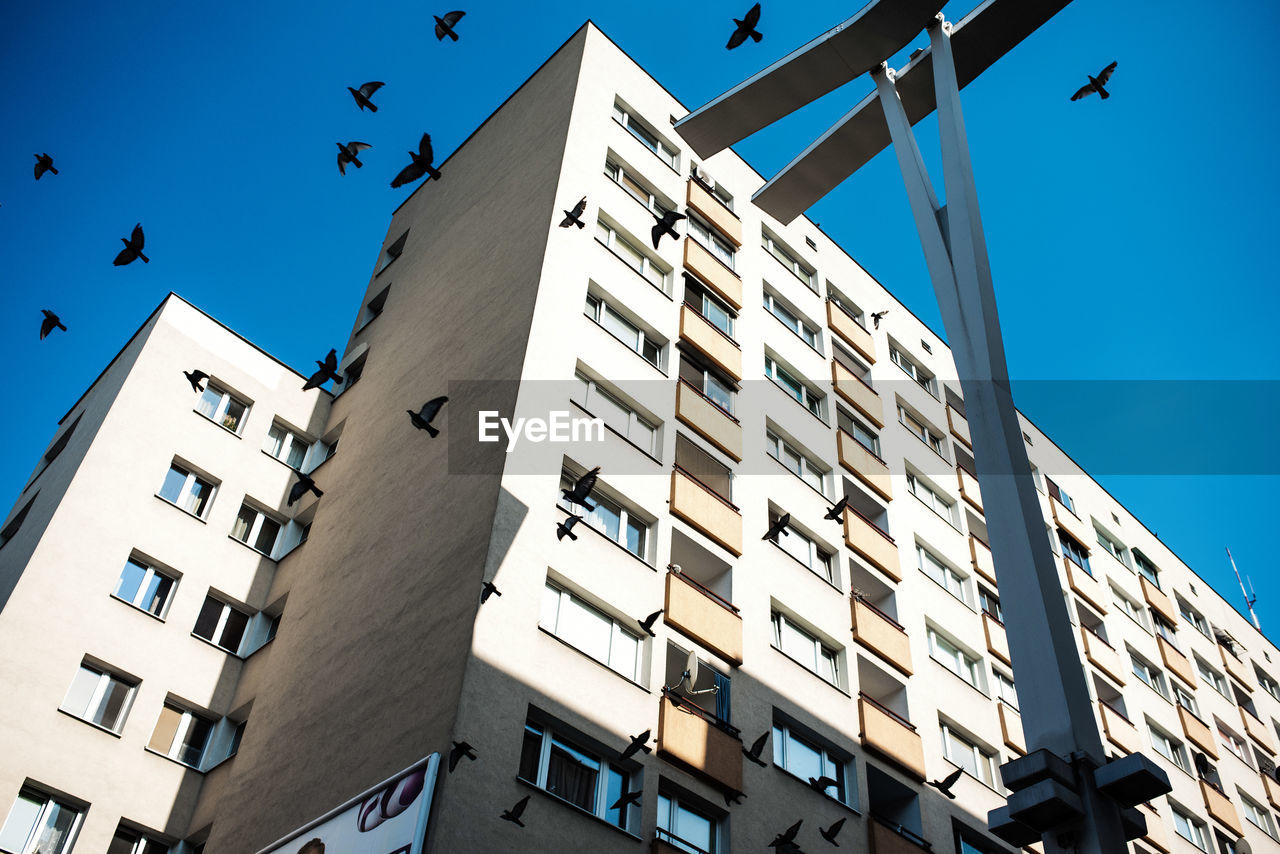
(983, 613, 1011, 666)
(946, 404, 971, 449)
(670, 467, 742, 557)
(676, 379, 742, 461)
(837, 428, 892, 501)
(679, 304, 741, 381)
(851, 596, 912, 676)
(1049, 494, 1093, 553)
(999, 703, 1026, 755)
(1156, 636, 1196, 688)
(956, 466, 983, 514)
(657, 693, 742, 791)
(1136, 803, 1172, 854)
(686, 178, 742, 246)
(969, 535, 996, 585)
(831, 359, 884, 428)
(826, 300, 876, 363)
(1240, 707, 1276, 755)
(665, 569, 742, 665)
(868, 815, 931, 854)
(843, 508, 901, 581)
(683, 239, 741, 310)
(1098, 701, 1141, 754)
(1177, 706, 1219, 759)
(1200, 780, 1244, 837)
(1080, 627, 1127, 686)
(1263, 772, 1280, 810)
(1139, 577, 1178, 626)
(1063, 557, 1108, 614)
(1219, 645, 1254, 691)
(858, 694, 927, 780)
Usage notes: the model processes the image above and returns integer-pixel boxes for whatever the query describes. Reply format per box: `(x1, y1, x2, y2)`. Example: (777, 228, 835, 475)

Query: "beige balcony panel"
(1098, 702, 1142, 754)
(1241, 708, 1276, 755)
(1156, 637, 1196, 688)
(957, 466, 983, 514)
(946, 404, 972, 449)
(686, 179, 742, 246)
(858, 697, 927, 780)
(670, 469, 742, 557)
(1178, 706, 1220, 759)
(1200, 780, 1244, 837)
(1080, 628, 1127, 686)
(868, 816, 931, 854)
(837, 429, 892, 501)
(851, 597, 912, 676)
(831, 360, 884, 428)
(826, 301, 876, 363)
(1137, 804, 1172, 854)
(678, 304, 741, 380)
(843, 508, 900, 581)
(1049, 495, 1093, 551)
(676, 381, 743, 461)
(1220, 646, 1255, 691)
(1064, 558, 1108, 614)
(657, 695, 743, 791)
(1263, 773, 1280, 810)
(665, 572, 743, 665)
(1139, 577, 1178, 626)
(984, 614, 1011, 666)
(683, 239, 742, 310)
(998, 704, 1026, 754)
(969, 535, 996, 585)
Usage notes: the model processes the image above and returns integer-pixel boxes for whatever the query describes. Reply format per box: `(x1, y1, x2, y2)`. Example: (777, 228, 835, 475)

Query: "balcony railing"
(683, 239, 741, 310)
(826, 299, 876, 363)
(956, 465, 983, 514)
(968, 534, 996, 585)
(843, 506, 900, 581)
(1239, 705, 1277, 754)
(1155, 635, 1196, 688)
(1177, 705, 1219, 759)
(869, 815, 932, 854)
(1098, 700, 1141, 754)
(998, 703, 1025, 755)
(670, 466, 742, 556)
(665, 568, 743, 665)
(858, 693, 926, 780)
(1080, 625, 1127, 685)
(657, 692, 743, 791)
(831, 359, 884, 428)
(851, 594, 912, 676)
(1199, 779, 1244, 837)
(983, 612, 1011, 666)
(836, 428, 892, 501)
(676, 378, 742, 461)
(1138, 576, 1178, 626)
(686, 178, 742, 245)
(678, 303, 742, 381)
(653, 830, 712, 854)
(1218, 644, 1255, 691)
(946, 404, 971, 449)
(1063, 556, 1108, 614)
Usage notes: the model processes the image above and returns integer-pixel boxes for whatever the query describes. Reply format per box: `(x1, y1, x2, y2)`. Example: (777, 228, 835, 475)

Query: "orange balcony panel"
(670, 468, 742, 557)
(831, 360, 884, 428)
(1137, 804, 1172, 853)
(1241, 708, 1276, 755)
(969, 535, 996, 585)
(957, 466, 983, 514)
(1156, 637, 1196, 689)
(999, 704, 1026, 755)
(837, 429, 892, 501)
(1200, 780, 1244, 837)
(1049, 495, 1093, 552)
(1220, 646, 1254, 692)
(859, 696, 927, 780)
(851, 597, 912, 676)
(1080, 628, 1127, 686)
(984, 614, 1011, 666)
(1263, 773, 1280, 810)
(1139, 577, 1178, 626)
(686, 179, 742, 246)
(826, 301, 876, 363)
(1064, 558, 1108, 614)
(683, 239, 742, 310)
(665, 571, 742, 666)
(679, 304, 742, 381)
(658, 695, 743, 792)
(843, 508, 900, 581)
(946, 404, 972, 449)
(1178, 706, 1220, 760)
(869, 816, 931, 854)
(1098, 702, 1142, 755)
(676, 380, 742, 461)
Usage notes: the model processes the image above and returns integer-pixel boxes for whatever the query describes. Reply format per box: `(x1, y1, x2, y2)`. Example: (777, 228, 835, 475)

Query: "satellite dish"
(670, 564, 683, 574)
(685, 649, 699, 685)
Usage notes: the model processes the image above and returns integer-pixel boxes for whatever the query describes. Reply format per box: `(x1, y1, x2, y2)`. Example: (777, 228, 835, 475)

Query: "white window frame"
(193, 596, 251, 655)
(230, 502, 281, 557)
(940, 721, 999, 787)
(541, 581, 644, 682)
(1130, 651, 1170, 699)
(0, 789, 84, 854)
(1179, 597, 1211, 636)
(688, 214, 736, 270)
(918, 544, 972, 607)
(520, 719, 635, 829)
(613, 101, 679, 168)
(838, 407, 882, 458)
(1218, 723, 1251, 765)
(596, 216, 672, 293)
(1134, 551, 1161, 587)
(1111, 585, 1150, 631)
(691, 163, 734, 210)
(584, 292, 663, 369)
(768, 512, 834, 583)
(1196, 656, 1230, 697)
(928, 627, 986, 691)
(1172, 679, 1200, 716)
(1240, 792, 1277, 838)
(889, 345, 939, 398)
(764, 355, 825, 418)
(994, 669, 1019, 709)
(1173, 806, 1209, 850)
(826, 288, 867, 329)
(110, 826, 171, 854)
(771, 718, 856, 807)
(684, 278, 736, 339)
(1095, 528, 1130, 568)
(557, 470, 651, 561)
(150, 703, 213, 769)
(61, 661, 137, 733)
(603, 157, 671, 216)
(761, 231, 816, 290)
(1256, 667, 1280, 702)
(766, 430, 827, 495)
(762, 288, 820, 349)
(158, 463, 216, 518)
(906, 471, 960, 527)
(898, 405, 945, 457)
(1148, 723, 1191, 772)
(194, 383, 250, 435)
(113, 556, 177, 619)
(771, 611, 841, 688)
(264, 422, 312, 471)
(657, 792, 719, 854)
(572, 371, 659, 456)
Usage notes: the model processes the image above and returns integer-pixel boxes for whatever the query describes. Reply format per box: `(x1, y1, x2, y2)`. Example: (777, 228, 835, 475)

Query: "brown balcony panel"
(851, 597, 912, 676)
(1138, 804, 1172, 854)
(869, 816, 931, 854)
(665, 571, 743, 665)
(859, 696, 926, 780)
(1064, 558, 1108, 614)
(1098, 702, 1142, 754)
(1049, 495, 1093, 552)
(831, 360, 884, 428)
(1241, 708, 1276, 755)
(826, 301, 876, 363)
(657, 695, 743, 791)
(1080, 628, 1127, 686)
(683, 240, 742, 310)
(984, 614, 1011, 666)
(686, 179, 742, 246)
(946, 405, 972, 449)
(1156, 637, 1196, 688)
(837, 429, 892, 501)
(1138, 577, 1178, 626)
(1178, 706, 1220, 759)
(1263, 773, 1280, 810)
(676, 380, 742, 461)
(1200, 780, 1244, 837)
(1220, 647, 1254, 692)
(969, 535, 996, 585)
(957, 466, 983, 514)
(843, 508, 900, 581)
(670, 468, 743, 557)
(999, 704, 1026, 755)
(679, 304, 742, 381)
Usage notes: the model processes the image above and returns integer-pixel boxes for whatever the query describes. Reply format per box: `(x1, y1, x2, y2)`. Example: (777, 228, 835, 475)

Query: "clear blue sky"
(3, 1, 1277, 632)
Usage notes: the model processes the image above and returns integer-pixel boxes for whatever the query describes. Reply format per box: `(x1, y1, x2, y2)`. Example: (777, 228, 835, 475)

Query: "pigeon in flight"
(499, 795, 528, 827)
(727, 4, 763, 50)
(824, 496, 849, 521)
(636, 609, 662, 637)
(870, 310, 888, 329)
(434, 11, 465, 41)
(561, 466, 599, 511)
(184, 370, 209, 393)
(742, 731, 769, 767)
(337, 141, 371, 175)
(39, 309, 67, 340)
(1071, 61, 1117, 101)
(556, 514, 582, 541)
(820, 818, 846, 846)
(391, 133, 442, 188)
(407, 396, 448, 436)
(723, 790, 746, 806)
(113, 223, 149, 265)
(763, 513, 791, 541)
(619, 730, 652, 761)
(448, 740, 477, 771)
(559, 197, 587, 229)
(610, 789, 642, 811)
(303, 349, 343, 391)
(808, 775, 839, 794)
(928, 766, 964, 799)
(770, 820, 803, 849)
(480, 581, 501, 603)
(34, 153, 58, 180)
(348, 81, 385, 112)
(288, 472, 323, 507)
(650, 210, 685, 249)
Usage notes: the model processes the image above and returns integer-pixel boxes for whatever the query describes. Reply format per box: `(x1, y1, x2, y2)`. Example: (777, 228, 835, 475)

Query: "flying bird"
(928, 766, 964, 799)
(727, 3, 763, 50)
(113, 223, 149, 266)
(407, 396, 448, 436)
(348, 81, 385, 112)
(609, 789, 642, 811)
(763, 513, 791, 541)
(561, 466, 599, 511)
(34, 153, 58, 180)
(184, 370, 209, 393)
(288, 472, 323, 507)
(619, 730, 651, 762)
(1071, 61, 1117, 101)
(820, 817, 846, 846)
(302, 349, 343, 391)
(449, 740, 477, 771)
(556, 514, 582, 541)
(480, 581, 501, 603)
(499, 795, 529, 827)
(39, 310, 66, 340)
(391, 133, 442, 188)
(870, 310, 888, 329)
(434, 10, 465, 41)
(723, 790, 746, 806)
(742, 730, 769, 767)
(650, 210, 685, 249)
(824, 496, 849, 521)
(769, 820, 803, 849)
(337, 141, 371, 175)
(636, 609, 662, 637)
(808, 775, 839, 794)
(559, 197, 587, 229)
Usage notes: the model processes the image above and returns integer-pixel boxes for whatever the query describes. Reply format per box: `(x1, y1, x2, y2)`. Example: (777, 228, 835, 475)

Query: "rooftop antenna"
(1227, 547, 1261, 631)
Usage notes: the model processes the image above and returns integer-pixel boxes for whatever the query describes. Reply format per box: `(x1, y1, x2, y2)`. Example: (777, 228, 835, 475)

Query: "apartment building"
(2, 21, 1278, 854)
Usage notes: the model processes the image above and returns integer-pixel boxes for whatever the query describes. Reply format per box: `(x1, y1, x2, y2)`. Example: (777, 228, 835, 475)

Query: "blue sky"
(3, 1, 1277, 631)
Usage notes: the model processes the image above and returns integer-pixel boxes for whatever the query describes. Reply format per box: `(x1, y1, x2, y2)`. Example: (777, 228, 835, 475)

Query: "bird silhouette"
(391, 133, 442, 188)
(820, 817, 846, 846)
(499, 795, 529, 827)
(928, 766, 964, 799)
(184, 370, 209, 393)
(808, 775, 838, 794)
(1071, 61, 1117, 101)
(559, 197, 587, 229)
(763, 513, 791, 541)
(561, 466, 600, 510)
(39, 310, 67, 340)
(870, 310, 888, 329)
(34, 153, 58, 180)
(609, 789, 642, 811)
(824, 496, 849, 521)
(337, 141, 371, 175)
(480, 581, 501, 603)
(113, 223, 149, 265)
(650, 210, 685, 249)
(769, 819, 803, 849)
(288, 472, 323, 507)
(727, 3, 763, 49)
(742, 730, 769, 767)
(1193, 752, 1214, 780)
(302, 349, 343, 391)
(407, 396, 448, 436)
(434, 10, 465, 41)
(723, 789, 746, 806)
(636, 609, 662, 637)
(619, 730, 651, 761)
(448, 740, 477, 771)
(348, 81, 384, 112)
(556, 514, 582, 541)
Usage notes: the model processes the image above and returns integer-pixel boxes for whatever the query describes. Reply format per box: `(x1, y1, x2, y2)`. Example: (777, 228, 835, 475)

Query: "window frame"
(1173, 806, 1209, 850)
(572, 371, 660, 457)
(109, 825, 172, 854)
(556, 469, 651, 561)
(683, 277, 736, 340)
(148, 702, 214, 769)
(761, 230, 816, 291)
(928, 627, 986, 691)
(540, 580, 645, 683)
(264, 422, 312, 471)
(60, 660, 138, 734)
(157, 462, 216, 519)
(764, 355, 825, 418)
(688, 213, 736, 271)
(1058, 531, 1092, 575)
(1240, 791, 1277, 838)
(940, 721, 1000, 788)
(192, 595, 252, 655)
(918, 544, 972, 607)
(1148, 722, 1191, 773)
(906, 471, 960, 527)
(1095, 528, 1130, 568)
(230, 501, 282, 557)
(762, 288, 820, 349)
(194, 383, 249, 435)
(584, 292, 664, 370)
(519, 718, 636, 830)
(889, 345, 939, 399)
(603, 157, 671, 217)
(613, 101, 679, 169)
(112, 555, 177, 619)
(0, 788, 84, 854)
(771, 717, 857, 807)
(770, 610, 842, 689)
(656, 792, 720, 854)
(766, 430, 828, 495)
(595, 215, 672, 294)
(767, 510, 834, 584)
(898, 405, 945, 457)
(1129, 650, 1170, 700)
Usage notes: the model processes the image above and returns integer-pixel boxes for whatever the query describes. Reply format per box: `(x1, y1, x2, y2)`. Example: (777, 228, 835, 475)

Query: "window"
(541, 582, 643, 681)
(772, 717, 855, 806)
(519, 718, 633, 828)
(264, 423, 311, 470)
(556, 470, 649, 559)
(1095, 528, 1129, 568)
(1153, 614, 1179, 647)
(1256, 666, 1280, 702)
(195, 384, 249, 434)
(572, 371, 659, 455)
(1148, 723, 1191, 772)
(767, 511, 834, 583)
(906, 472, 959, 526)
(993, 669, 1019, 709)
(0, 789, 83, 854)
(584, 293, 663, 368)
(771, 611, 840, 688)
(61, 661, 136, 732)
(657, 793, 718, 854)
(341, 352, 366, 389)
(1173, 807, 1209, 850)
(228, 720, 247, 757)
(1111, 586, 1149, 630)
(148, 702, 213, 768)
(596, 216, 671, 292)
(766, 431, 826, 494)
(683, 277, 735, 339)
(603, 158, 670, 215)
(761, 230, 815, 290)
(1134, 551, 1161, 587)
(898, 405, 945, 456)
(1172, 680, 1200, 716)
(1045, 476, 1075, 513)
(158, 463, 215, 518)
(0, 494, 37, 548)
(113, 556, 176, 618)
(679, 356, 735, 417)
(918, 545, 971, 606)
(762, 288, 819, 349)
(1197, 656, 1229, 696)
(357, 284, 390, 330)
(928, 628, 985, 691)
(826, 288, 866, 329)
(979, 588, 1002, 621)
(25, 415, 81, 490)
(376, 230, 407, 275)
(193, 595, 250, 654)
(691, 163, 733, 210)
(889, 345, 938, 398)
(940, 722, 999, 787)
(1058, 532, 1092, 575)
(1130, 652, 1169, 699)
(764, 355, 824, 418)
(1218, 723, 1251, 765)
(613, 101, 678, 168)
(674, 434, 733, 504)
(1179, 597, 1211, 636)
(688, 215, 736, 270)
(837, 407, 881, 457)
(108, 826, 170, 854)
(230, 502, 281, 556)
(1240, 792, 1277, 838)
